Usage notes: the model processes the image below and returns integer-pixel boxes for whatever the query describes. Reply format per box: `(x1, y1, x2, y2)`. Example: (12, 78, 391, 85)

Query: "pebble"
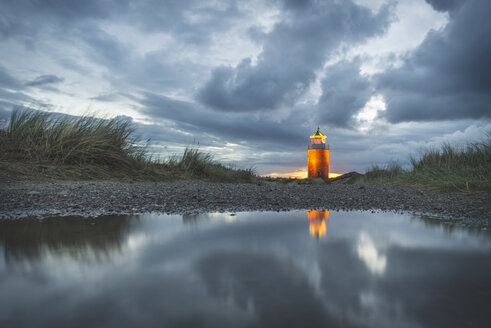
(0, 181, 490, 227)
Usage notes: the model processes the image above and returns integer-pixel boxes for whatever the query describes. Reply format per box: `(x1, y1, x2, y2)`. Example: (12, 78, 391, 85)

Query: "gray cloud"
(0, 66, 36, 109)
(0, 0, 242, 49)
(124, 0, 242, 46)
(90, 93, 123, 102)
(377, 0, 491, 123)
(1, 0, 489, 175)
(0, 66, 23, 89)
(424, 0, 465, 12)
(198, 0, 393, 112)
(0, 0, 111, 46)
(317, 58, 373, 128)
(25, 74, 64, 87)
(139, 92, 310, 149)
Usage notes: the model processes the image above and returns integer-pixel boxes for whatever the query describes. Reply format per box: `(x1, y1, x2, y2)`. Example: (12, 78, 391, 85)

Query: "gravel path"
(1, 181, 490, 226)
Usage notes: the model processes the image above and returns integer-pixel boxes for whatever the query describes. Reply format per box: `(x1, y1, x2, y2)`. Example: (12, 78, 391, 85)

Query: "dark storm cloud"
(424, 0, 465, 12)
(139, 92, 310, 148)
(0, 89, 33, 107)
(25, 74, 64, 87)
(0, 66, 23, 89)
(125, 0, 242, 45)
(0, 0, 241, 48)
(377, 0, 491, 123)
(0, 0, 243, 98)
(121, 50, 208, 93)
(90, 93, 122, 102)
(1, 1, 237, 94)
(74, 25, 129, 70)
(0, 66, 36, 109)
(198, 0, 394, 112)
(0, 0, 111, 44)
(317, 58, 372, 128)
(2, 0, 488, 174)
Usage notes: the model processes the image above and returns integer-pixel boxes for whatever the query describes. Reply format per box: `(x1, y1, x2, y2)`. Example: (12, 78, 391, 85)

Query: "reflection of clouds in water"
(197, 251, 335, 328)
(126, 232, 149, 252)
(357, 232, 386, 275)
(358, 291, 419, 328)
(1, 211, 491, 328)
(306, 260, 322, 292)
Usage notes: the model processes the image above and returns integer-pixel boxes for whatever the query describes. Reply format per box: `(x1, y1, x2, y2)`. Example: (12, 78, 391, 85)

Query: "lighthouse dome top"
(311, 127, 325, 138)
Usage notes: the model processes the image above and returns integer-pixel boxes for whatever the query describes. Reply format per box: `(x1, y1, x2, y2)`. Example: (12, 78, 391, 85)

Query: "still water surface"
(0, 210, 490, 328)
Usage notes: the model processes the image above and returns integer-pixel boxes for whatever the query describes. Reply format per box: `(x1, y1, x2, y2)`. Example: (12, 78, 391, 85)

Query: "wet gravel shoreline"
(1, 181, 490, 226)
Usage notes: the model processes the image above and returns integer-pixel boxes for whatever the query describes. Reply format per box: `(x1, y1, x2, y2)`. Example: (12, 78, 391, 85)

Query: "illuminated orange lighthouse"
(308, 128, 329, 179)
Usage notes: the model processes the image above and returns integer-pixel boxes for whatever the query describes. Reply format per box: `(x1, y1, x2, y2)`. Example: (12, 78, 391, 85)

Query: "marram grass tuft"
(0, 108, 146, 168)
(358, 133, 491, 192)
(0, 108, 256, 183)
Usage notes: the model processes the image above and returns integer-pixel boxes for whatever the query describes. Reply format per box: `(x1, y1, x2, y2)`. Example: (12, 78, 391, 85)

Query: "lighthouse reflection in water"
(307, 209, 329, 238)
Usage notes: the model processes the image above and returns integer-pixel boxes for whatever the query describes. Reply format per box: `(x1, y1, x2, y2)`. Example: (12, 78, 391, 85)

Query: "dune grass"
(0, 109, 147, 167)
(161, 146, 256, 182)
(358, 134, 491, 192)
(0, 108, 256, 182)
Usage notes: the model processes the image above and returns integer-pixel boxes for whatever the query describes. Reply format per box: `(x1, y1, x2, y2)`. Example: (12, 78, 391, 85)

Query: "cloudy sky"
(0, 0, 490, 175)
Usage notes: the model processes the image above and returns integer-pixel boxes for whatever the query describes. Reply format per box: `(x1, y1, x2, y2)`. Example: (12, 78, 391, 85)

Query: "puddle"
(0, 210, 490, 327)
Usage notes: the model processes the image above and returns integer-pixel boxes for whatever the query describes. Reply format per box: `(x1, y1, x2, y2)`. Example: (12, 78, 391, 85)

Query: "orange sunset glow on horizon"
(263, 168, 342, 179)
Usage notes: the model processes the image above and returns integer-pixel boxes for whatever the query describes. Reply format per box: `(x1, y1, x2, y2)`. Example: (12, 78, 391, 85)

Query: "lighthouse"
(307, 128, 329, 179)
